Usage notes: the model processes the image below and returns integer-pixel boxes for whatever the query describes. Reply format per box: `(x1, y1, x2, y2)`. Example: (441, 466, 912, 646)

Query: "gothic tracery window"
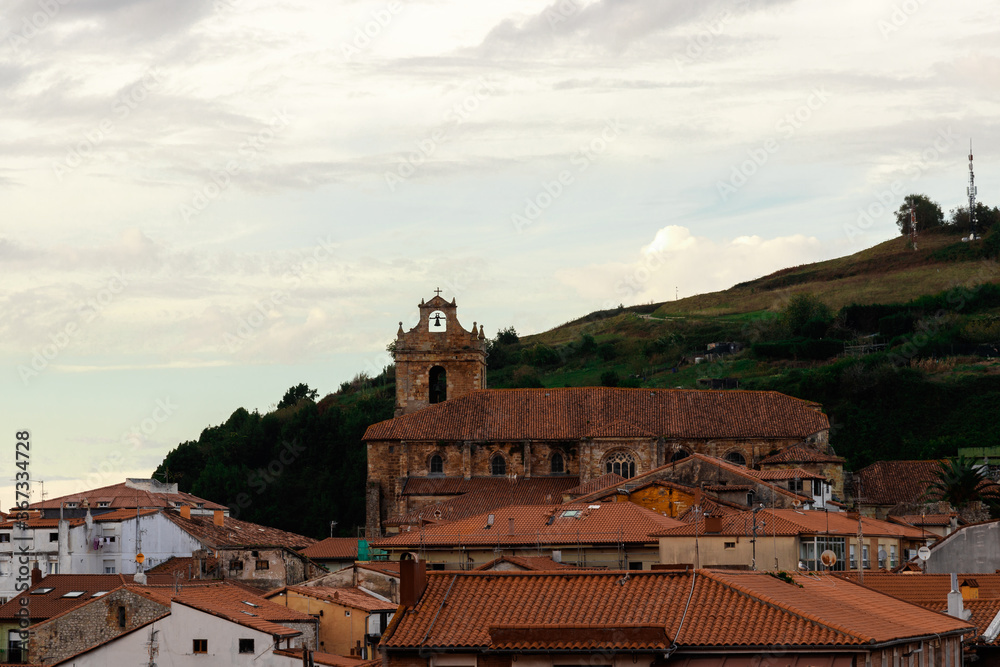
(604, 451, 636, 478)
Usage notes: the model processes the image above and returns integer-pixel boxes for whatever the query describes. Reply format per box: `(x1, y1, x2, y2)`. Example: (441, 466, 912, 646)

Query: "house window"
(429, 366, 447, 404)
(798, 536, 846, 571)
(551, 453, 565, 474)
(628, 562, 643, 571)
(255, 560, 269, 570)
(724, 542, 736, 550)
(788, 478, 803, 494)
(117, 606, 126, 628)
(724, 451, 747, 467)
(229, 560, 244, 572)
(49, 533, 58, 542)
(193, 639, 208, 654)
(603, 451, 636, 479)
(239, 639, 254, 654)
(889, 545, 897, 568)
(47, 562, 58, 575)
(0, 534, 10, 543)
(429, 454, 443, 474)
(862, 545, 870, 570)
(490, 454, 506, 476)
(104, 560, 116, 574)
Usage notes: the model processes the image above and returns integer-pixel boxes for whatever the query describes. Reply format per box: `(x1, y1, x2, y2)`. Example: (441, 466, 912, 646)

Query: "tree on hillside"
(895, 194, 944, 236)
(277, 383, 318, 409)
(780, 293, 832, 338)
(948, 203, 1000, 234)
(495, 326, 519, 345)
(923, 456, 1000, 511)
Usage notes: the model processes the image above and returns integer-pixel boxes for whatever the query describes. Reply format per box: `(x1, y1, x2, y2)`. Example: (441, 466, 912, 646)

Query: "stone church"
(364, 294, 831, 537)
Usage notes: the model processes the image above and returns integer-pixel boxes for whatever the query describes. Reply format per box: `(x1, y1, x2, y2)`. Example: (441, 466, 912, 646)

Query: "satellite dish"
(917, 546, 931, 562)
(820, 550, 837, 568)
(791, 499, 802, 508)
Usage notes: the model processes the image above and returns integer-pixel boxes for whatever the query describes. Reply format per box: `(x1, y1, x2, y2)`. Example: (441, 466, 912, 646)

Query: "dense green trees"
(895, 194, 944, 236)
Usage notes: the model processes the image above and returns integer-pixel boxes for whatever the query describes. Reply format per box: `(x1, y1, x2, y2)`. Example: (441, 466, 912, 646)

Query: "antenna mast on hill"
(968, 140, 978, 241)
(910, 207, 918, 250)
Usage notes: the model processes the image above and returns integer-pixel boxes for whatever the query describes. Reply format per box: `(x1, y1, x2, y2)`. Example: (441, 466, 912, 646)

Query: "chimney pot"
(508, 516, 515, 536)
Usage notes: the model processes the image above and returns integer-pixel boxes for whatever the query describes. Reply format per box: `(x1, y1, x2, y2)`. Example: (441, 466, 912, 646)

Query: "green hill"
(154, 226, 1000, 538)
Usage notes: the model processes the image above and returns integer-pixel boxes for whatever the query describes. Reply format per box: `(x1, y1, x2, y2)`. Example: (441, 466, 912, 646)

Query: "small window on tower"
(430, 454, 443, 474)
(429, 366, 447, 404)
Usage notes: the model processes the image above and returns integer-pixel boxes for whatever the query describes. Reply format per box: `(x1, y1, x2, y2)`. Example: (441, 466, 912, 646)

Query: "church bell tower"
(393, 291, 487, 416)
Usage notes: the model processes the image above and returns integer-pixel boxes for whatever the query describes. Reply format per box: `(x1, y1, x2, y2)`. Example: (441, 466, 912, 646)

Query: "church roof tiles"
(364, 387, 829, 442)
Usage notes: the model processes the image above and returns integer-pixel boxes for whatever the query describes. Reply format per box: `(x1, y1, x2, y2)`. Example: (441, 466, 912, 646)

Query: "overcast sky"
(1, 0, 997, 506)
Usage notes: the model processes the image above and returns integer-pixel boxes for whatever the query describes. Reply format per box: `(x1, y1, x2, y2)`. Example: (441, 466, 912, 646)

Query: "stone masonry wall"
(29, 587, 168, 665)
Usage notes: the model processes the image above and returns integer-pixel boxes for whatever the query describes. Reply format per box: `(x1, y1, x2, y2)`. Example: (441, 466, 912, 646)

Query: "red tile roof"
(267, 586, 395, 612)
(562, 473, 625, 497)
(655, 509, 927, 539)
(571, 454, 814, 506)
(749, 468, 826, 481)
(855, 460, 943, 506)
(161, 509, 316, 549)
(173, 582, 315, 637)
(837, 572, 1000, 604)
(472, 555, 578, 571)
(274, 649, 378, 667)
(892, 513, 960, 527)
(375, 503, 683, 548)
(364, 388, 829, 441)
(759, 444, 844, 465)
(382, 569, 971, 650)
(300, 537, 359, 560)
(390, 477, 581, 526)
(25, 481, 226, 512)
(356, 561, 400, 576)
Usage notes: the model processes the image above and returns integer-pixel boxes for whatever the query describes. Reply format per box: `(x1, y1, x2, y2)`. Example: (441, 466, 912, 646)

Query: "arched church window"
(603, 451, 636, 479)
(490, 454, 506, 476)
(670, 449, 691, 463)
(429, 366, 447, 404)
(551, 453, 565, 475)
(725, 450, 747, 467)
(429, 454, 443, 474)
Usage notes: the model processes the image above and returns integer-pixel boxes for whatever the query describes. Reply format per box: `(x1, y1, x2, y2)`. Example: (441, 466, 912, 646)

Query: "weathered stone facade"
(217, 547, 323, 591)
(29, 587, 168, 665)
(393, 295, 486, 416)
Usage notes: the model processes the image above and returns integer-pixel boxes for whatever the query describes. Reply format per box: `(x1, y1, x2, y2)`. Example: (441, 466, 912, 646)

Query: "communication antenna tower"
(968, 140, 978, 241)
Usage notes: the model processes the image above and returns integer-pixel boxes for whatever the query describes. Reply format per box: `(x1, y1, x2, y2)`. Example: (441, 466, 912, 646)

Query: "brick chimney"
(704, 515, 723, 534)
(399, 557, 427, 607)
(180, 505, 191, 520)
(31, 563, 42, 586)
(213, 510, 224, 527)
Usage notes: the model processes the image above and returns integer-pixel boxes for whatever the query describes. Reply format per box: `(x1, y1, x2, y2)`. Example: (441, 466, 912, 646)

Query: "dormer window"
(97, 502, 110, 508)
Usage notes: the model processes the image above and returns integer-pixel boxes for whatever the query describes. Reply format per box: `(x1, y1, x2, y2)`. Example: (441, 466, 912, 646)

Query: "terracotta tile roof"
(267, 586, 395, 612)
(91, 508, 160, 522)
(375, 502, 683, 549)
(759, 444, 844, 465)
(562, 473, 625, 497)
(356, 561, 400, 576)
(173, 582, 315, 637)
(892, 513, 960, 527)
(0, 517, 84, 529)
(677, 497, 746, 521)
(161, 508, 316, 549)
(703, 483, 755, 492)
(300, 537, 359, 560)
(390, 477, 580, 526)
(274, 649, 379, 667)
(749, 468, 826, 481)
(145, 556, 220, 579)
(0, 574, 132, 621)
(25, 481, 226, 512)
(472, 555, 578, 571)
(654, 509, 927, 539)
(382, 569, 971, 650)
(928, 598, 1000, 644)
(837, 573, 1000, 604)
(572, 454, 814, 505)
(364, 388, 830, 442)
(855, 460, 943, 506)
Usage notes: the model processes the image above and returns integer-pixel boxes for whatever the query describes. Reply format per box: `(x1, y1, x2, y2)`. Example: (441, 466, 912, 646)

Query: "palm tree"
(924, 456, 1000, 510)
